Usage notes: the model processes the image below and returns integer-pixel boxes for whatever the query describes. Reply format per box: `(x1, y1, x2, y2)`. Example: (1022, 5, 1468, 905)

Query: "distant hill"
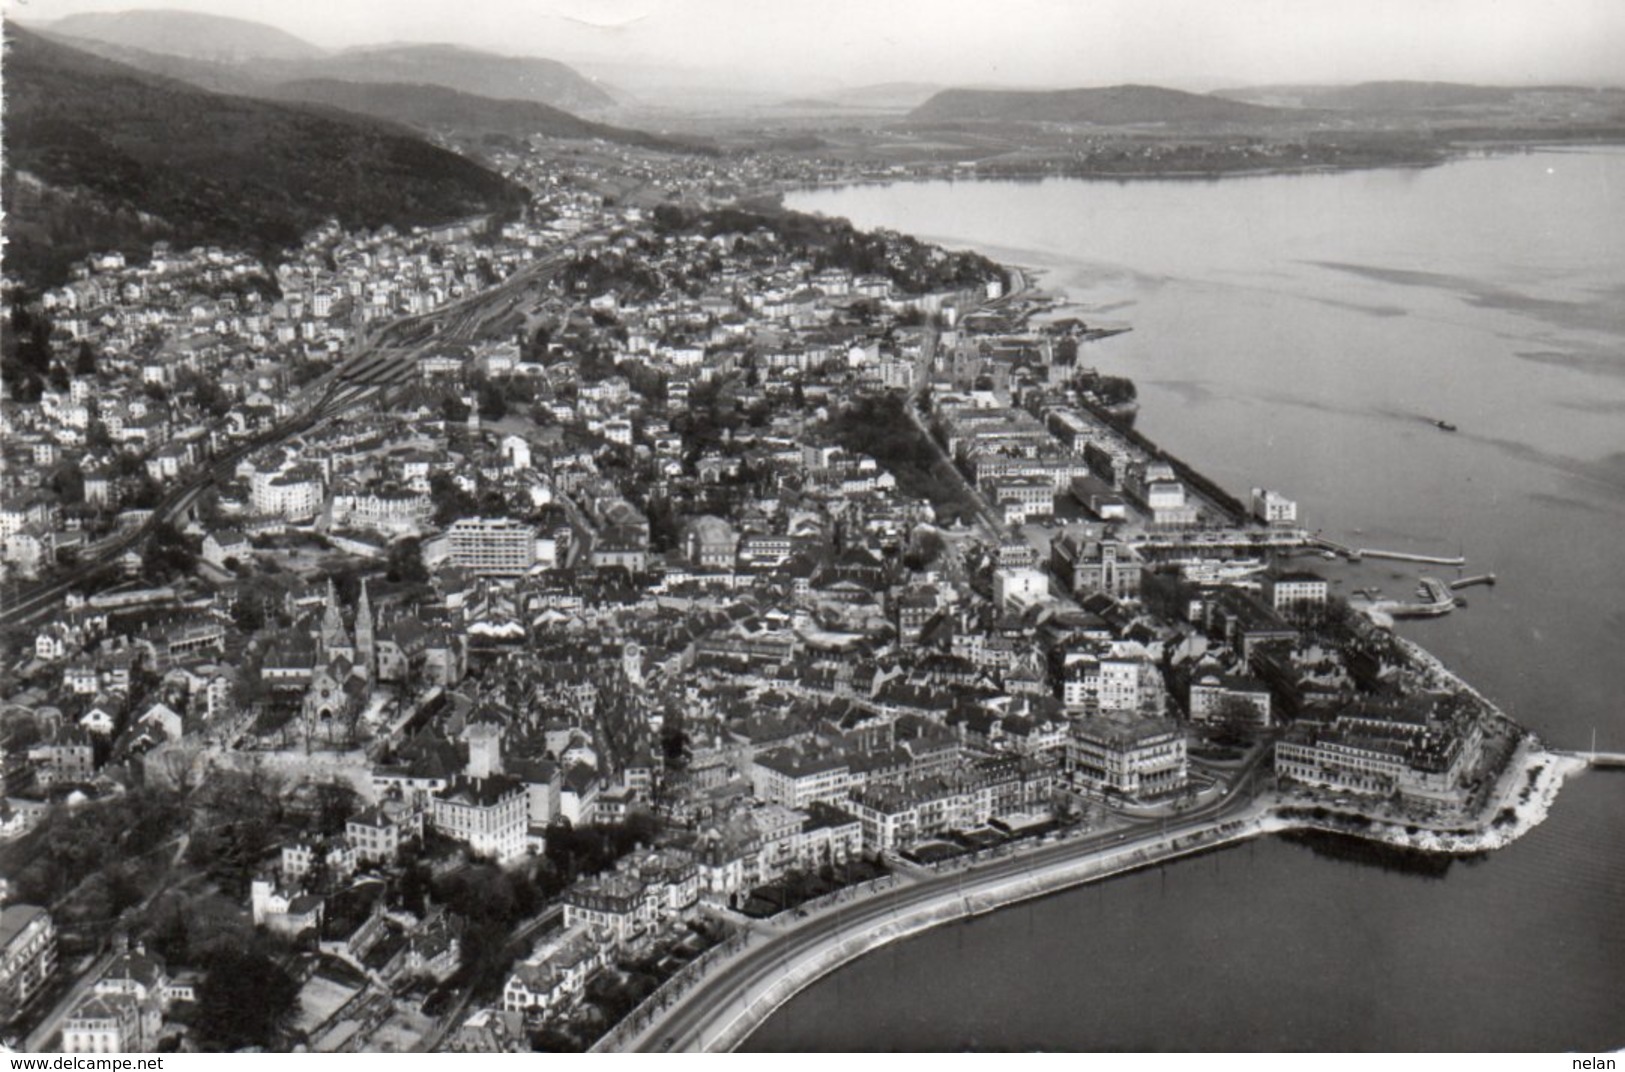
(310, 44, 615, 112)
(1, 27, 526, 287)
(773, 83, 945, 112)
(773, 98, 849, 110)
(910, 84, 1291, 125)
(25, 30, 268, 95)
(263, 79, 707, 153)
(42, 7, 324, 61)
(38, 10, 615, 112)
(1216, 81, 1521, 111)
(832, 82, 944, 109)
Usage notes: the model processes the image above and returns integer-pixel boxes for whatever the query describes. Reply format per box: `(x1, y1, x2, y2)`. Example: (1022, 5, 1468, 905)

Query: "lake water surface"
(756, 152, 1625, 1050)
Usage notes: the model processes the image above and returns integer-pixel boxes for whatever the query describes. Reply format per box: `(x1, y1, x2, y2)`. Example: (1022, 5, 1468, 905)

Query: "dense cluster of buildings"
(0, 136, 1499, 1053)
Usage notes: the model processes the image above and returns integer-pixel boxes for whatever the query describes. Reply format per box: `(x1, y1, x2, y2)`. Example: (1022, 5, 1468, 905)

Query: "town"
(1, 135, 1528, 1054)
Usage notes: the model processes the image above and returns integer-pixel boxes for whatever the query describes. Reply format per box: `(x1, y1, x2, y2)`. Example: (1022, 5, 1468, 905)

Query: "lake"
(754, 151, 1625, 1050)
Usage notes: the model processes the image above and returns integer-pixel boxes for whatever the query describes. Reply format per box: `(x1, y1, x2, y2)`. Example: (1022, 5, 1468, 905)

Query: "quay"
(1556, 749, 1625, 770)
(1357, 548, 1467, 566)
(612, 729, 1561, 1053)
(1357, 576, 1457, 619)
(1310, 536, 1466, 566)
(1132, 529, 1468, 572)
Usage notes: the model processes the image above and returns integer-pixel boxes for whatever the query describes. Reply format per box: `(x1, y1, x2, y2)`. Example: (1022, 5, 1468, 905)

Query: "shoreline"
(620, 164, 1601, 1052)
(769, 138, 1625, 205)
(618, 739, 1581, 1053)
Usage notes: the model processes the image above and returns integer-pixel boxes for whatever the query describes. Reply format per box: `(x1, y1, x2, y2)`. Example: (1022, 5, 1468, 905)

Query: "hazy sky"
(6, 0, 1625, 92)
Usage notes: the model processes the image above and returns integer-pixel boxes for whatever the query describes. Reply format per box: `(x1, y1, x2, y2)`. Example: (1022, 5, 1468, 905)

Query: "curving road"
(622, 748, 1274, 1052)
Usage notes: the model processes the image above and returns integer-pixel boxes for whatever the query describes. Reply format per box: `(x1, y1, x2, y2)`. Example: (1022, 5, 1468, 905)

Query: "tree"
(313, 783, 359, 837)
(143, 521, 198, 579)
(1, 304, 54, 402)
(477, 378, 508, 422)
(176, 367, 230, 418)
(386, 537, 429, 584)
(324, 564, 361, 607)
(231, 593, 266, 633)
(660, 724, 690, 769)
(49, 463, 85, 505)
(902, 528, 945, 572)
(86, 418, 113, 452)
(194, 948, 301, 1051)
(1211, 695, 1265, 740)
(441, 395, 471, 424)
(429, 472, 479, 528)
(525, 324, 553, 360)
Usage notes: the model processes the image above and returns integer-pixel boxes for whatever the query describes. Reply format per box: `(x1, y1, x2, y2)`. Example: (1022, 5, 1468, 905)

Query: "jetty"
(1357, 576, 1457, 619)
(1353, 547, 1466, 566)
(1556, 749, 1625, 770)
(1309, 536, 1466, 567)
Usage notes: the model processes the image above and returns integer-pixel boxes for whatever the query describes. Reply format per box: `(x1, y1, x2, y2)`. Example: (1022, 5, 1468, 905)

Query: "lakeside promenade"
(610, 813, 1255, 1051)
(610, 726, 1586, 1053)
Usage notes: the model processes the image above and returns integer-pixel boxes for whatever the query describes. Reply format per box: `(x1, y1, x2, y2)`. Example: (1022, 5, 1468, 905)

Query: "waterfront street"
(617, 745, 1276, 1051)
(619, 716, 1590, 1053)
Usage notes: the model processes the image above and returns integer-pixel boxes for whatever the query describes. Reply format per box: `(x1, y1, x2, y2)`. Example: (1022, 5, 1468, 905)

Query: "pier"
(1307, 537, 1466, 567)
(1356, 548, 1468, 566)
(1450, 574, 1497, 590)
(1131, 530, 1469, 569)
(1558, 750, 1625, 769)
(1357, 576, 1457, 619)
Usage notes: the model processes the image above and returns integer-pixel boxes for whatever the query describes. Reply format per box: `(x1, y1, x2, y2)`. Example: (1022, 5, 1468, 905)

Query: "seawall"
(705, 816, 1273, 1052)
(631, 738, 1573, 1053)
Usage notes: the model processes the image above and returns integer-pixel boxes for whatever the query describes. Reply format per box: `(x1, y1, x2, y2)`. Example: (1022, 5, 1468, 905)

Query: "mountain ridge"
(35, 8, 615, 112)
(262, 78, 709, 153)
(910, 84, 1293, 125)
(41, 7, 324, 61)
(2, 26, 527, 287)
(1212, 79, 1623, 111)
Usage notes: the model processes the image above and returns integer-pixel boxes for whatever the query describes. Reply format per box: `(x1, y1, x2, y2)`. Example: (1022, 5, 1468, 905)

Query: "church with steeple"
(304, 579, 376, 739)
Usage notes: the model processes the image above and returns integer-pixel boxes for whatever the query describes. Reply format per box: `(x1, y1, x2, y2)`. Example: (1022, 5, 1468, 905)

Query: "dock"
(1553, 749, 1625, 770)
(1353, 548, 1467, 566)
(1309, 537, 1466, 567)
(1357, 576, 1457, 619)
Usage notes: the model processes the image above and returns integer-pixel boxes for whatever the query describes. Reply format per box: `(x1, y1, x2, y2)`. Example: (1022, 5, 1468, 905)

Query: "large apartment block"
(446, 517, 538, 576)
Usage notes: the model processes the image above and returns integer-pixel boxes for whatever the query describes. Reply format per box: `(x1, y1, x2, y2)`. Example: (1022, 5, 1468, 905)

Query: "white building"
(1066, 716, 1188, 799)
(1251, 487, 1298, 526)
(501, 435, 531, 470)
(251, 464, 325, 521)
(445, 518, 538, 576)
(431, 775, 528, 862)
(750, 750, 851, 809)
(1063, 653, 1149, 714)
(992, 567, 1050, 610)
(1188, 672, 1273, 728)
(1264, 572, 1330, 615)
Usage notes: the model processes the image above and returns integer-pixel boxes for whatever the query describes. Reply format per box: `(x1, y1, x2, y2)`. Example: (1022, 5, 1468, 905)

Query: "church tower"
(318, 577, 354, 664)
(355, 579, 375, 681)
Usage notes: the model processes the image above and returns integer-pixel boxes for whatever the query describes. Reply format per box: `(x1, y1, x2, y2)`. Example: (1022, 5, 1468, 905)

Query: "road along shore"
(619, 737, 1577, 1053)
